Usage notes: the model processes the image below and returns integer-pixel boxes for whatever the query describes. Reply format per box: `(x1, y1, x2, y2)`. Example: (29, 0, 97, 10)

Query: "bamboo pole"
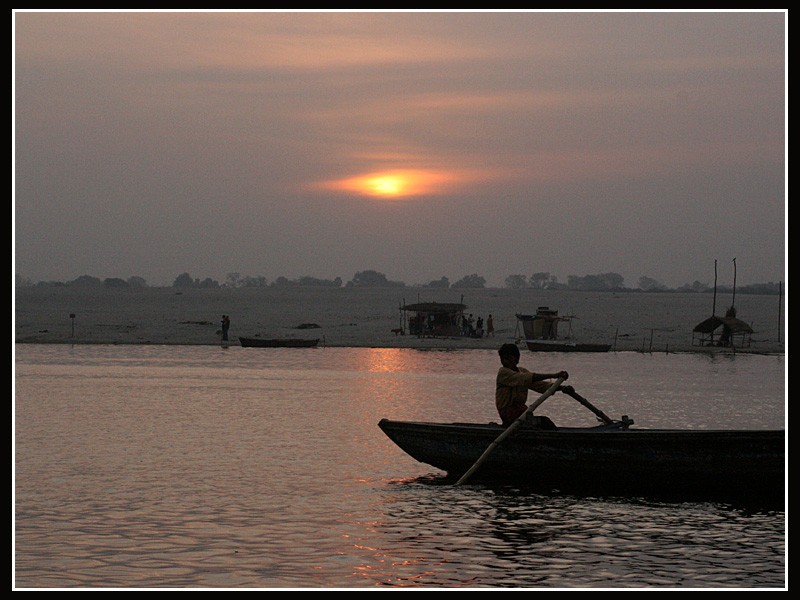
(712, 259, 718, 317)
(455, 378, 564, 485)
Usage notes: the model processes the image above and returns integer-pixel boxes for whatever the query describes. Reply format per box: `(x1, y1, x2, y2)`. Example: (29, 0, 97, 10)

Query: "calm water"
(14, 344, 786, 589)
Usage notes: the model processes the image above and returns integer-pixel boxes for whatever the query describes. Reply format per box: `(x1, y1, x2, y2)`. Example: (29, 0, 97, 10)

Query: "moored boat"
(378, 418, 785, 503)
(239, 337, 320, 348)
(516, 308, 611, 352)
(524, 339, 612, 352)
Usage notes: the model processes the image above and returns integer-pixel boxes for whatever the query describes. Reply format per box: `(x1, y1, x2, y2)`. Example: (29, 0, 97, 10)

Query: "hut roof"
(401, 302, 466, 313)
(693, 315, 754, 334)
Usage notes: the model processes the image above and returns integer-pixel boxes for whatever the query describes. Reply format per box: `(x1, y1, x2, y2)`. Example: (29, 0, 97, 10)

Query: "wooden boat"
(239, 337, 319, 348)
(516, 309, 611, 352)
(378, 418, 785, 503)
(523, 339, 612, 352)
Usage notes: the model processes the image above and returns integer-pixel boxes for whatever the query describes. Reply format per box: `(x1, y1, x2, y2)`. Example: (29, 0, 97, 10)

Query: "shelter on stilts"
(692, 306, 753, 348)
(692, 258, 753, 348)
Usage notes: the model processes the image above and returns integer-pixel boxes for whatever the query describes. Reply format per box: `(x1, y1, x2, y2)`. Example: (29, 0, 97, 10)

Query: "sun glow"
(317, 169, 457, 198)
(366, 175, 405, 196)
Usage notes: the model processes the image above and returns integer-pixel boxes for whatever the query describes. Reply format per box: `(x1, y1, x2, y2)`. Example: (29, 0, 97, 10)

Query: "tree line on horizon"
(15, 269, 783, 295)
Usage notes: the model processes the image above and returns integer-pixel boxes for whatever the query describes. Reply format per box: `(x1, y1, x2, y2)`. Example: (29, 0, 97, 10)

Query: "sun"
(364, 175, 406, 196)
(317, 169, 455, 198)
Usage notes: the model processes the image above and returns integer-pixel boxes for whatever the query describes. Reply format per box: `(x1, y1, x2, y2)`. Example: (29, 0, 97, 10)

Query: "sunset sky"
(13, 10, 786, 288)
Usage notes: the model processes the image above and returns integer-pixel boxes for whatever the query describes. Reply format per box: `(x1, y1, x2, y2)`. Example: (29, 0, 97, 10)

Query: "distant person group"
(460, 313, 494, 338)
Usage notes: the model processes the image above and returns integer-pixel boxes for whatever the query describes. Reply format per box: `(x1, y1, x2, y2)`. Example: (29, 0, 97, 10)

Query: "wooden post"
(778, 282, 782, 342)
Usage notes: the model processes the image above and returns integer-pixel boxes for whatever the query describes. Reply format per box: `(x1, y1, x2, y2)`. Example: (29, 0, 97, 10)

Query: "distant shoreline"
(14, 286, 785, 355)
(13, 338, 784, 356)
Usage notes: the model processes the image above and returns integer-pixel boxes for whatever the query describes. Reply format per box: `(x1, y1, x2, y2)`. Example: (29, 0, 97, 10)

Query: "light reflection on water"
(14, 344, 785, 588)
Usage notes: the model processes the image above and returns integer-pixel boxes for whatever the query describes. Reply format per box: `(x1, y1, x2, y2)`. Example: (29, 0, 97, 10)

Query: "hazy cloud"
(14, 10, 785, 287)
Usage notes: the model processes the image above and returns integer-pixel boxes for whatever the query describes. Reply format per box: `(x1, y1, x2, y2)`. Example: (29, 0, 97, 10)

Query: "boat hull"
(525, 340, 611, 352)
(378, 419, 785, 503)
(239, 337, 319, 348)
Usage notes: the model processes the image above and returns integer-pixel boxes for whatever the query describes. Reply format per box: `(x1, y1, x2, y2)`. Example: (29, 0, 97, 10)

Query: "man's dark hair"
(498, 343, 520, 359)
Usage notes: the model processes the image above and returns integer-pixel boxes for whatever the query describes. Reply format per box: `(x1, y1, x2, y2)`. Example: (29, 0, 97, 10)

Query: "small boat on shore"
(516, 308, 611, 352)
(378, 418, 785, 503)
(239, 337, 320, 348)
(523, 339, 612, 352)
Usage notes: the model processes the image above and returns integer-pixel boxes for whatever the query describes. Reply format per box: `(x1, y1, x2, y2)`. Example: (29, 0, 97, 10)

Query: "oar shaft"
(564, 388, 613, 424)
(456, 377, 564, 485)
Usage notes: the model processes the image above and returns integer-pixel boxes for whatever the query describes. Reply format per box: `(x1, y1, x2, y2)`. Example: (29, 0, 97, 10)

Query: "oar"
(455, 377, 564, 486)
(561, 387, 614, 425)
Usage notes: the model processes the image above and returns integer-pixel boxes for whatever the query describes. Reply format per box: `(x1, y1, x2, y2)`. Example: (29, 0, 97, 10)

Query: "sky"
(13, 10, 786, 288)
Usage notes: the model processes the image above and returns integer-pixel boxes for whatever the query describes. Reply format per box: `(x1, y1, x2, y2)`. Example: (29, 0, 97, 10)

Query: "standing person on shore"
(221, 315, 230, 342)
(486, 314, 494, 337)
(495, 343, 571, 426)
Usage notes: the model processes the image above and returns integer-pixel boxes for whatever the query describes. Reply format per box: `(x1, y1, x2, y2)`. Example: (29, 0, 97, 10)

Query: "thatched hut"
(692, 307, 753, 348)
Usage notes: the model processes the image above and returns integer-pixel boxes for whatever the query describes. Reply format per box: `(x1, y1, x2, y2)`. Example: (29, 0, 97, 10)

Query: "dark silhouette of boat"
(239, 337, 319, 348)
(378, 418, 784, 503)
